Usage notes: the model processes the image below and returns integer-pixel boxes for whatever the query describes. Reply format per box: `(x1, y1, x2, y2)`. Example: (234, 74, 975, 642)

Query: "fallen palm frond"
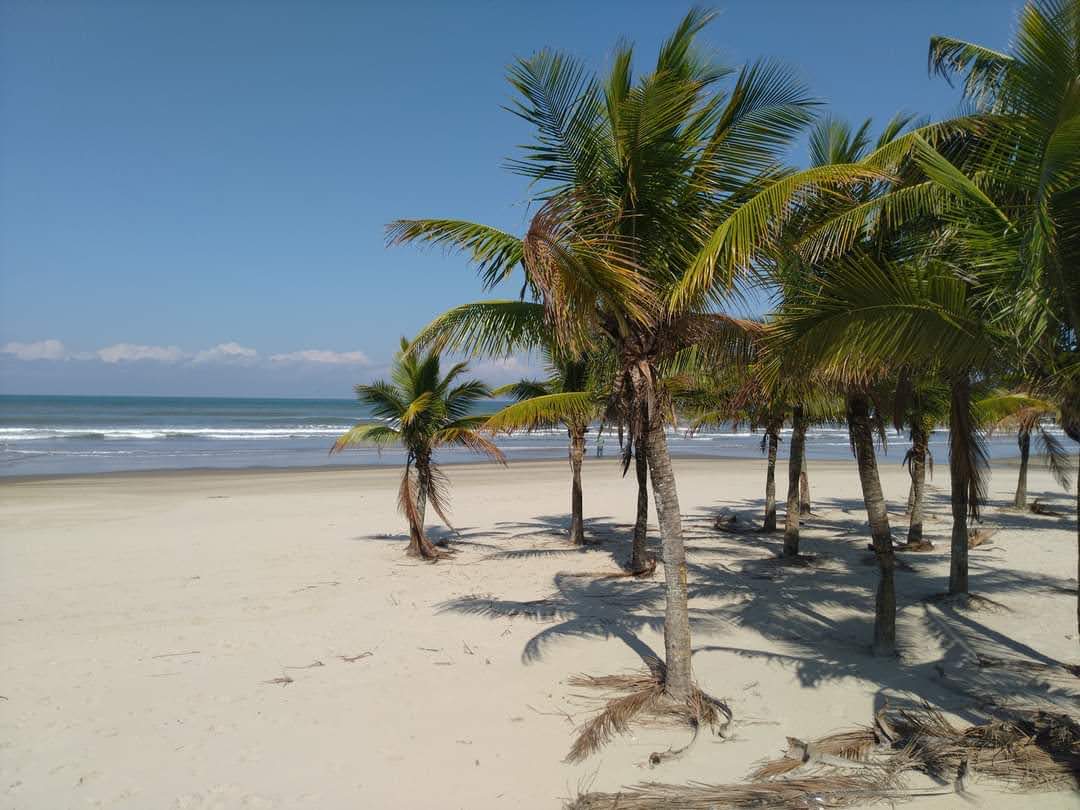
(565, 668, 731, 763)
(967, 527, 997, 548)
(570, 705, 1080, 809)
(887, 705, 1080, 790)
(566, 772, 907, 810)
(751, 730, 879, 779)
(754, 704, 1079, 792)
(1030, 499, 1065, 516)
(893, 540, 934, 552)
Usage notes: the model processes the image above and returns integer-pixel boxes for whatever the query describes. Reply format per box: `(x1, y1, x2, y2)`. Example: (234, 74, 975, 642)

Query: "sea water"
(0, 394, 1045, 477)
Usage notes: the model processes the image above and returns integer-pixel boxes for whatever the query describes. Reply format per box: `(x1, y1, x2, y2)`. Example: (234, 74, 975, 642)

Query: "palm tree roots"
(565, 666, 731, 763)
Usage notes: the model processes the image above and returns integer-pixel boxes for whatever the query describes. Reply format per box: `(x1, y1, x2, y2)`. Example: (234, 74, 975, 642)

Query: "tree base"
(565, 666, 731, 763)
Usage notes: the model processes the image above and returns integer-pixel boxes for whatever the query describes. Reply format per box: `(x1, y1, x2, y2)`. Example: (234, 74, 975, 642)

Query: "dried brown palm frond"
(751, 729, 879, 779)
(566, 771, 906, 810)
(966, 527, 996, 548)
(889, 705, 1080, 790)
(565, 668, 731, 763)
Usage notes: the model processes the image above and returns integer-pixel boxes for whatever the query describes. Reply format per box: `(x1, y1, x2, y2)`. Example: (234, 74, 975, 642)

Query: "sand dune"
(1, 458, 1076, 808)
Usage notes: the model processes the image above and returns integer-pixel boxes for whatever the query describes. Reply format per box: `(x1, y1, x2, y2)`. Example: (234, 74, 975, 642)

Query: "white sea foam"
(0, 425, 356, 441)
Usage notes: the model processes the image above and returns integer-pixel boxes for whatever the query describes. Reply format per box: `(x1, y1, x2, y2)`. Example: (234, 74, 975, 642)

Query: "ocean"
(0, 394, 1041, 477)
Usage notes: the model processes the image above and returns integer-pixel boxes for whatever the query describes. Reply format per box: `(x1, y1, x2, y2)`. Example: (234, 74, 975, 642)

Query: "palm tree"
(894, 374, 948, 546)
(330, 338, 505, 559)
(390, 10, 798, 703)
(977, 391, 1071, 509)
(484, 351, 603, 547)
(927, 0, 1079, 617)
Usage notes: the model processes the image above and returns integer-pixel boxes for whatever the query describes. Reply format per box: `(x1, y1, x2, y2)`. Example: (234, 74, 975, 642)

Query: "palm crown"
(332, 338, 504, 558)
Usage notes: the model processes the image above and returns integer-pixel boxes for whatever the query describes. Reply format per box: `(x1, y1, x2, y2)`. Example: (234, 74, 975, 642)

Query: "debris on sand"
(568, 705, 1080, 809)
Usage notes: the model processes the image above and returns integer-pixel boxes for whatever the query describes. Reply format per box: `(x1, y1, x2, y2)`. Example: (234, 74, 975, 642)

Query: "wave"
(0, 425, 366, 441)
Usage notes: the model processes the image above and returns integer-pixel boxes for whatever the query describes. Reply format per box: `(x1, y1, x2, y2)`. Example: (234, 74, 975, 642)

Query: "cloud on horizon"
(269, 348, 371, 366)
(2, 338, 371, 368)
(0, 338, 539, 397)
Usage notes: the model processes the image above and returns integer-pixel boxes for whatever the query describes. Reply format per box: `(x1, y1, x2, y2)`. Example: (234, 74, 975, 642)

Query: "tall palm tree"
(331, 338, 505, 559)
(390, 9, 800, 702)
(484, 351, 603, 546)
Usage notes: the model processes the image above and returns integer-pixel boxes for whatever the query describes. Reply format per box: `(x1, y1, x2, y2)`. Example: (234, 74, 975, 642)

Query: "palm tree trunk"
(631, 445, 650, 572)
(569, 426, 586, 545)
(848, 394, 896, 656)
(907, 426, 928, 545)
(406, 456, 439, 559)
(763, 428, 779, 532)
(1013, 428, 1030, 509)
(948, 375, 971, 596)
(643, 419, 693, 701)
(783, 406, 806, 556)
(799, 443, 811, 515)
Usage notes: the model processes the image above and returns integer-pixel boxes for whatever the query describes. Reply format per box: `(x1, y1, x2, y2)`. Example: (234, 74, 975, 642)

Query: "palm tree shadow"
(441, 492, 1078, 731)
(486, 514, 660, 572)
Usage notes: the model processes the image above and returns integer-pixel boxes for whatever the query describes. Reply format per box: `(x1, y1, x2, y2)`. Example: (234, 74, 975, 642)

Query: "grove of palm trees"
(340, 2, 1079, 805)
(5, 3, 1078, 810)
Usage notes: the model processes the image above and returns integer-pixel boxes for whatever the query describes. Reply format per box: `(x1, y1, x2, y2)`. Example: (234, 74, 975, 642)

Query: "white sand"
(1, 457, 1076, 808)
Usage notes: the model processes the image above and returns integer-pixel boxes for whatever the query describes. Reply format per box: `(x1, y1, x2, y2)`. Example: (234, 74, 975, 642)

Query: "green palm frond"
(329, 423, 401, 454)
(492, 379, 552, 400)
(432, 426, 508, 464)
(484, 392, 600, 433)
(928, 35, 1013, 108)
(409, 300, 548, 357)
(386, 219, 524, 290)
(673, 163, 895, 311)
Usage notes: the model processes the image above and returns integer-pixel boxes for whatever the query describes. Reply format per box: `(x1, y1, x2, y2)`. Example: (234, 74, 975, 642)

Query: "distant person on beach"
(596, 433, 605, 457)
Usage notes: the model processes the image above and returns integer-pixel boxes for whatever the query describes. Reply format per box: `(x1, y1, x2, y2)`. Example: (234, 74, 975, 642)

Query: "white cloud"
(269, 349, 371, 366)
(193, 342, 258, 364)
(96, 343, 186, 364)
(0, 339, 68, 360)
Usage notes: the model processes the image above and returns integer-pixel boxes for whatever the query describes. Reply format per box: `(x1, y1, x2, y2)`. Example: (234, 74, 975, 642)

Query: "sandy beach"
(0, 457, 1076, 809)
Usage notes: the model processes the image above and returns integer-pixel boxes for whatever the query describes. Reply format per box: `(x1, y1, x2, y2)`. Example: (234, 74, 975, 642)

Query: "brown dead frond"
(751, 729, 879, 779)
(967, 527, 997, 548)
(889, 705, 1080, 790)
(1030, 499, 1065, 516)
(565, 669, 731, 763)
(566, 772, 905, 810)
(571, 703, 1080, 809)
(894, 540, 934, 552)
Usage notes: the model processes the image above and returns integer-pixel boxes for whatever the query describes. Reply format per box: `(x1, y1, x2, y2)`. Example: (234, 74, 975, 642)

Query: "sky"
(0, 0, 1021, 398)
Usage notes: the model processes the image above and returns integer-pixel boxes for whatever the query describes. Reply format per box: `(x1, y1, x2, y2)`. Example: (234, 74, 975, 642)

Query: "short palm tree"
(484, 350, 604, 547)
(330, 338, 505, 560)
(977, 391, 1071, 508)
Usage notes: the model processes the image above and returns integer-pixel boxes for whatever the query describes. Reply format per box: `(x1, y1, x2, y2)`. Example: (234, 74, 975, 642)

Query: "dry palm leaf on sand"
(569, 705, 1079, 809)
(566, 772, 907, 810)
(565, 667, 731, 763)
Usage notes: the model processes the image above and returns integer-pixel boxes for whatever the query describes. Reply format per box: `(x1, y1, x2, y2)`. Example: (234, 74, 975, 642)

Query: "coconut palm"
(927, 0, 1080, 627)
(390, 9, 799, 704)
(330, 338, 505, 559)
(977, 391, 1071, 508)
(894, 374, 949, 546)
(484, 351, 604, 547)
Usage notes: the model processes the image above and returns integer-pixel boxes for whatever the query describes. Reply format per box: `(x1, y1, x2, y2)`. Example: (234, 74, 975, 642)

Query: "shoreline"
(0, 449, 1035, 486)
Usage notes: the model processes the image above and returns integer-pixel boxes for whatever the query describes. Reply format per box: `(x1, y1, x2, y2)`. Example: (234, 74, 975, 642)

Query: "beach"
(1, 457, 1075, 809)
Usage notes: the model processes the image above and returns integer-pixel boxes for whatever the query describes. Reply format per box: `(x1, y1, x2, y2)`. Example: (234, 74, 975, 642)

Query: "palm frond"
(484, 392, 600, 433)
(329, 423, 400, 454)
(386, 219, 523, 290)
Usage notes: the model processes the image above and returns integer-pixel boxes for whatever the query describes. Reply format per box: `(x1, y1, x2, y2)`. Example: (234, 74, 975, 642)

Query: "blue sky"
(0, 0, 1019, 397)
